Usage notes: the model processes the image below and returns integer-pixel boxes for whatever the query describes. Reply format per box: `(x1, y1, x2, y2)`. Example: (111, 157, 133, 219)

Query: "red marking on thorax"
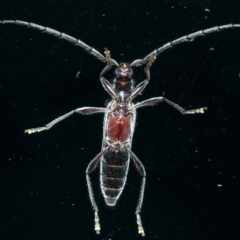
(107, 114, 131, 142)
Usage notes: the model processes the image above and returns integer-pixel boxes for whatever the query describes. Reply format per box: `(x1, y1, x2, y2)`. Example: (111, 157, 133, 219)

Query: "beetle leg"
(86, 146, 110, 234)
(144, 53, 156, 81)
(127, 54, 157, 102)
(100, 48, 117, 77)
(125, 147, 146, 237)
(100, 77, 118, 99)
(130, 96, 207, 114)
(127, 79, 149, 101)
(24, 107, 110, 134)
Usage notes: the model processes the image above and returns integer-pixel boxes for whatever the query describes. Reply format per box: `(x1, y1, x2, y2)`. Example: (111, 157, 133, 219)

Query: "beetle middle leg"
(130, 96, 208, 114)
(24, 107, 111, 134)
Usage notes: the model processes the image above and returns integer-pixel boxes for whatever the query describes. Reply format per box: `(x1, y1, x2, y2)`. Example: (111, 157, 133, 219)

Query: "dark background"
(0, 1, 240, 239)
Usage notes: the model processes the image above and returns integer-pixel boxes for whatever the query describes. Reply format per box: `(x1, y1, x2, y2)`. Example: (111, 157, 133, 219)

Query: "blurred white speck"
(72, 203, 75, 206)
(102, 14, 105, 17)
(209, 48, 215, 51)
(76, 71, 81, 78)
(204, 8, 210, 12)
(238, 73, 240, 77)
(217, 184, 222, 187)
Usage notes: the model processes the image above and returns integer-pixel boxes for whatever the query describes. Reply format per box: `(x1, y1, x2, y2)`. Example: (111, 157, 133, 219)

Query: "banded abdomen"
(100, 149, 130, 206)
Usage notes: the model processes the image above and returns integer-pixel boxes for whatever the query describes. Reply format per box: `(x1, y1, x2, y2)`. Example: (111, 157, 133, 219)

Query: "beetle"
(1, 20, 239, 236)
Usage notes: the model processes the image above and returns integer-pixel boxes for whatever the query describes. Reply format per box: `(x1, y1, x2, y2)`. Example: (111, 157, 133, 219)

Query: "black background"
(0, 1, 240, 239)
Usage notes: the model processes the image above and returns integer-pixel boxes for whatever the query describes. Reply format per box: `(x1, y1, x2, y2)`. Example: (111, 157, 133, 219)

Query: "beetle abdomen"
(100, 149, 130, 206)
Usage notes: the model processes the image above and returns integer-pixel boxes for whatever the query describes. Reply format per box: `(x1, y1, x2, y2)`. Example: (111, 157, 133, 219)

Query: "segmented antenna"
(131, 24, 240, 66)
(0, 20, 118, 66)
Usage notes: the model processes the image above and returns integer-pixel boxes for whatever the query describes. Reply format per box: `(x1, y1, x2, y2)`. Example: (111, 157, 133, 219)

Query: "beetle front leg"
(100, 48, 118, 77)
(127, 54, 157, 101)
(100, 77, 118, 99)
(144, 54, 156, 81)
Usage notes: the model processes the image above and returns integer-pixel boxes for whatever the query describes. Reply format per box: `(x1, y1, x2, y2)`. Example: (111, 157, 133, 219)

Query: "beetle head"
(115, 63, 133, 81)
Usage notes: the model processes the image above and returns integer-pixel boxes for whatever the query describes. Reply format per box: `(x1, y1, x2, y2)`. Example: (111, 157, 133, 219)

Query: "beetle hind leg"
(85, 147, 110, 234)
(86, 175, 101, 234)
(125, 147, 146, 236)
(136, 176, 146, 237)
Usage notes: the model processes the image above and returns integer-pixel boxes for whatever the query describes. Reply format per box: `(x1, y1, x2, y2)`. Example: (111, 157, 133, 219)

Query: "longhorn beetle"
(1, 20, 239, 236)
